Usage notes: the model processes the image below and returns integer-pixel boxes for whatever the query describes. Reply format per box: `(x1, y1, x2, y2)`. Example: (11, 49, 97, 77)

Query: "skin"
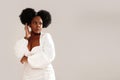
(20, 16, 43, 64)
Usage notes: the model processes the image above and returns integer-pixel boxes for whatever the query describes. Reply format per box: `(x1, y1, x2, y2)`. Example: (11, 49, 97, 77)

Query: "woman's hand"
(24, 23, 31, 40)
(20, 56, 28, 64)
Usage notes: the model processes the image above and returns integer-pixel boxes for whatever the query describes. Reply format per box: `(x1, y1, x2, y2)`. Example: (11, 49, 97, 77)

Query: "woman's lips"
(36, 29, 40, 31)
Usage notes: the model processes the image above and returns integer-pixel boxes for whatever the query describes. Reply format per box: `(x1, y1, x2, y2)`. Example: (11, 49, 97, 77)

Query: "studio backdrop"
(0, 0, 120, 80)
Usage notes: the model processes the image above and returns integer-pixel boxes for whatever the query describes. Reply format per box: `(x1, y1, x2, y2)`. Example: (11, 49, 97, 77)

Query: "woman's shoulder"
(41, 32, 52, 38)
(15, 38, 28, 46)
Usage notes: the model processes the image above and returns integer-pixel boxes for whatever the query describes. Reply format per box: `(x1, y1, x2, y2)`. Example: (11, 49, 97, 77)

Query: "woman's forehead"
(32, 16, 42, 22)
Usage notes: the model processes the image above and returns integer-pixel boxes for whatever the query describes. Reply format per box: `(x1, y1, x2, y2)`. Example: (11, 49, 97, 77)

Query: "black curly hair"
(19, 8, 52, 28)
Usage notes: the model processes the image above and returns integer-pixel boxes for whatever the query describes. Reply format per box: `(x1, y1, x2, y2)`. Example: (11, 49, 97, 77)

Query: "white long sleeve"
(27, 33, 55, 68)
(14, 39, 29, 61)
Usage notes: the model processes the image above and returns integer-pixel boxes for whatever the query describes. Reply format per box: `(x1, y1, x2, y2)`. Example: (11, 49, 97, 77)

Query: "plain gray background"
(1, 0, 120, 80)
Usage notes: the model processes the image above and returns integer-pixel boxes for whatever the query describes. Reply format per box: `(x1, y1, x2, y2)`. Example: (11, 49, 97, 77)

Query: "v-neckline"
(27, 32, 43, 52)
(28, 45, 40, 52)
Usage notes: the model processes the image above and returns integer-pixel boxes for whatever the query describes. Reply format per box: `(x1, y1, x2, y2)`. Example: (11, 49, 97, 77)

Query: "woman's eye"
(33, 21, 37, 24)
(32, 21, 42, 25)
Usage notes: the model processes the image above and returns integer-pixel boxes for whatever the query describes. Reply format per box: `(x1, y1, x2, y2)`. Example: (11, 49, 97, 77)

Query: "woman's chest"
(28, 37, 41, 51)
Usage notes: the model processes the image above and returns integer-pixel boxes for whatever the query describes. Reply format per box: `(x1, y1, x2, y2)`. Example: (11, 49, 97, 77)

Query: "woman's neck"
(31, 31, 41, 37)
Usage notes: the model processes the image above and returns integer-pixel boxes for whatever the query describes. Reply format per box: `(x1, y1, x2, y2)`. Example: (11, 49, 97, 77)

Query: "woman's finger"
(24, 23, 31, 38)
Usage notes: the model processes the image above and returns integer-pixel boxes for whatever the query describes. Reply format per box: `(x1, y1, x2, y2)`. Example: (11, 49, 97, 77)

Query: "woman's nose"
(37, 23, 40, 27)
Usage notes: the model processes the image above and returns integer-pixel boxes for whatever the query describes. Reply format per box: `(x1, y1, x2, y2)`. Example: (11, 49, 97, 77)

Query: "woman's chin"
(35, 30, 41, 33)
(32, 31, 41, 35)
(35, 32, 40, 33)
(35, 32, 41, 34)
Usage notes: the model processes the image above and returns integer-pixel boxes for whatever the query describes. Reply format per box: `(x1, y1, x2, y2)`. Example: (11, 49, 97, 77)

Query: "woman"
(14, 8, 56, 80)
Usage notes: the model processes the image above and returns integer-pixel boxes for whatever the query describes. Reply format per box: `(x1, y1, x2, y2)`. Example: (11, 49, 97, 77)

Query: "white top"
(14, 32, 56, 80)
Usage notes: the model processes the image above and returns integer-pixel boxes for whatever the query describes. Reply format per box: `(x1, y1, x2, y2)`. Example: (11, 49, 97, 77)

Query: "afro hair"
(19, 8, 52, 28)
(37, 10, 51, 28)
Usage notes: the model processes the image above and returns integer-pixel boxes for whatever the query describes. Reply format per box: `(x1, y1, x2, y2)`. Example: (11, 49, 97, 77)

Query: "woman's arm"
(14, 38, 29, 62)
(14, 23, 31, 63)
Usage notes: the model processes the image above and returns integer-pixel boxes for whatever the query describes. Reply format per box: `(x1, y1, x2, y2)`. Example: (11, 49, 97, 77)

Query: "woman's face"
(30, 16, 43, 34)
